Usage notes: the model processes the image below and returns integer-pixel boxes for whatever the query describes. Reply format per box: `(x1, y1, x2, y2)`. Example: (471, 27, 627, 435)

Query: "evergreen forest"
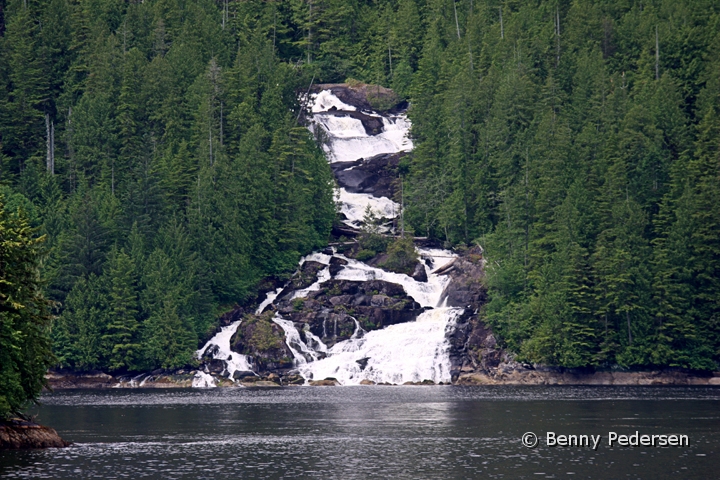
(0, 0, 719, 381)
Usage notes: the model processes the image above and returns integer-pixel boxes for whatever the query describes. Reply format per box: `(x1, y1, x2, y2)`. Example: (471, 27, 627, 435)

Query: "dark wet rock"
(230, 312, 295, 371)
(332, 223, 360, 238)
(277, 279, 422, 348)
(284, 374, 306, 385)
(201, 344, 219, 361)
(289, 261, 326, 291)
(356, 357, 370, 370)
(232, 370, 256, 380)
(332, 152, 406, 199)
(329, 295, 352, 306)
(439, 246, 486, 308)
(411, 262, 428, 282)
(329, 256, 348, 276)
(207, 359, 225, 374)
(1, 420, 70, 449)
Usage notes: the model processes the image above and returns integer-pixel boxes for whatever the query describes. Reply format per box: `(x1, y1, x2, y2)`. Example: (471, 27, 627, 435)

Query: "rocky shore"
(0, 419, 70, 449)
(44, 367, 720, 389)
(43, 244, 720, 390)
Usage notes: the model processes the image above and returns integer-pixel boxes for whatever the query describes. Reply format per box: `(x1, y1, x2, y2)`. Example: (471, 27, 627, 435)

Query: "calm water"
(1, 386, 718, 479)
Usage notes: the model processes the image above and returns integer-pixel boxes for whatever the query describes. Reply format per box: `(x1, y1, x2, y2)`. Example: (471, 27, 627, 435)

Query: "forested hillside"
(1, 0, 718, 373)
(0, 0, 338, 371)
(400, 0, 720, 370)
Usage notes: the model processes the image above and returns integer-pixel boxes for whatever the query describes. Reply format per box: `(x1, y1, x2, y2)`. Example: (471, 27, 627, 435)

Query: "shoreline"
(44, 369, 720, 390)
(0, 419, 70, 450)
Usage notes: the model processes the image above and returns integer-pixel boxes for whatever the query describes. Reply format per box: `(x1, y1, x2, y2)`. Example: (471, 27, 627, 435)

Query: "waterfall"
(269, 89, 462, 385)
(299, 307, 463, 385)
(195, 86, 462, 387)
(193, 288, 282, 386)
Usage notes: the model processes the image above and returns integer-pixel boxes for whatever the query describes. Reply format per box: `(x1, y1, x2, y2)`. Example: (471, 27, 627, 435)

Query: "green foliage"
(355, 249, 376, 262)
(0, 196, 54, 418)
(0, 0, 335, 374)
(0, 0, 718, 375)
(380, 237, 418, 276)
(359, 205, 388, 253)
(292, 298, 305, 311)
(400, 0, 720, 370)
(366, 85, 400, 112)
(242, 314, 282, 353)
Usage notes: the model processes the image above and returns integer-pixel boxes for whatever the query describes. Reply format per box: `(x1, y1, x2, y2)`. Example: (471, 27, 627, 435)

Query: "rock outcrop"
(332, 152, 406, 199)
(229, 312, 295, 371)
(274, 279, 422, 349)
(310, 83, 403, 113)
(0, 419, 70, 449)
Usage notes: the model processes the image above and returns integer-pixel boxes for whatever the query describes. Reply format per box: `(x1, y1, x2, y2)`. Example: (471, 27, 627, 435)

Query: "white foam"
(257, 287, 283, 314)
(312, 114, 413, 163)
(333, 250, 453, 309)
(192, 371, 217, 388)
(291, 266, 331, 300)
(299, 307, 463, 385)
(303, 327, 328, 354)
(222, 88, 462, 387)
(273, 315, 322, 364)
(338, 188, 399, 228)
(309, 90, 357, 113)
(196, 320, 253, 379)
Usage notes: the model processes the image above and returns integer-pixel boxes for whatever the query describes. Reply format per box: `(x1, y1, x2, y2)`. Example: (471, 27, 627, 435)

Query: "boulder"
(309, 378, 339, 386)
(207, 359, 225, 374)
(232, 370, 256, 381)
(356, 357, 370, 370)
(329, 256, 348, 276)
(411, 262, 428, 282)
(230, 312, 295, 371)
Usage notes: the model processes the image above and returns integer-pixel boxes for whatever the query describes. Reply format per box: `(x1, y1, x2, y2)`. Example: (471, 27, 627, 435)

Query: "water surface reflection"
(1, 386, 717, 479)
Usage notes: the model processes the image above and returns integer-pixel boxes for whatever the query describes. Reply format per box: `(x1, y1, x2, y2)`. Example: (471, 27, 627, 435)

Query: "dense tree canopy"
(0, 0, 336, 372)
(0, 0, 718, 372)
(0, 197, 54, 418)
(395, 0, 720, 370)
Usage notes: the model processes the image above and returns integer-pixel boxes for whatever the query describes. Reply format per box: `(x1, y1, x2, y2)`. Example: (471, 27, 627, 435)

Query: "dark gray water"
(1, 386, 718, 479)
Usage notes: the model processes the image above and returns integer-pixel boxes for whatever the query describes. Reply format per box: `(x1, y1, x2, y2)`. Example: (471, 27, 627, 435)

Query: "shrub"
(380, 237, 418, 275)
(355, 249, 376, 261)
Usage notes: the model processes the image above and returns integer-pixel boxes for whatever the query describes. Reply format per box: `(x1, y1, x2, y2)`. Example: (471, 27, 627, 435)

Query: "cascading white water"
(193, 320, 253, 387)
(306, 90, 409, 230)
(274, 246, 459, 385)
(310, 112, 413, 163)
(194, 87, 461, 387)
(299, 307, 463, 385)
(269, 89, 463, 385)
(192, 287, 282, 387)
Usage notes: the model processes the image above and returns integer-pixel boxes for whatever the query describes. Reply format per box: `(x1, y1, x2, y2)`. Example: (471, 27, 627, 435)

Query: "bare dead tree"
(655, 25, 660, 80)
(45, 114, 54, 175)
(499, 6, 504, 39)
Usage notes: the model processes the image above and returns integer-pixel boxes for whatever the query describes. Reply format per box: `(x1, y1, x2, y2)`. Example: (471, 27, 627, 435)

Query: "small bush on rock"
(380, 237, 418, 275)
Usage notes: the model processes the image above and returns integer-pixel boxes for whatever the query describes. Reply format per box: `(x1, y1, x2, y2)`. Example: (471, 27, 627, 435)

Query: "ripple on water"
(1, 387, 718, 479)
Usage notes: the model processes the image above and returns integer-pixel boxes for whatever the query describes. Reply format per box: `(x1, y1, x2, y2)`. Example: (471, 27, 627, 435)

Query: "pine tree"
(0, 196, 54, 418)
(102, 248, 141, 371)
